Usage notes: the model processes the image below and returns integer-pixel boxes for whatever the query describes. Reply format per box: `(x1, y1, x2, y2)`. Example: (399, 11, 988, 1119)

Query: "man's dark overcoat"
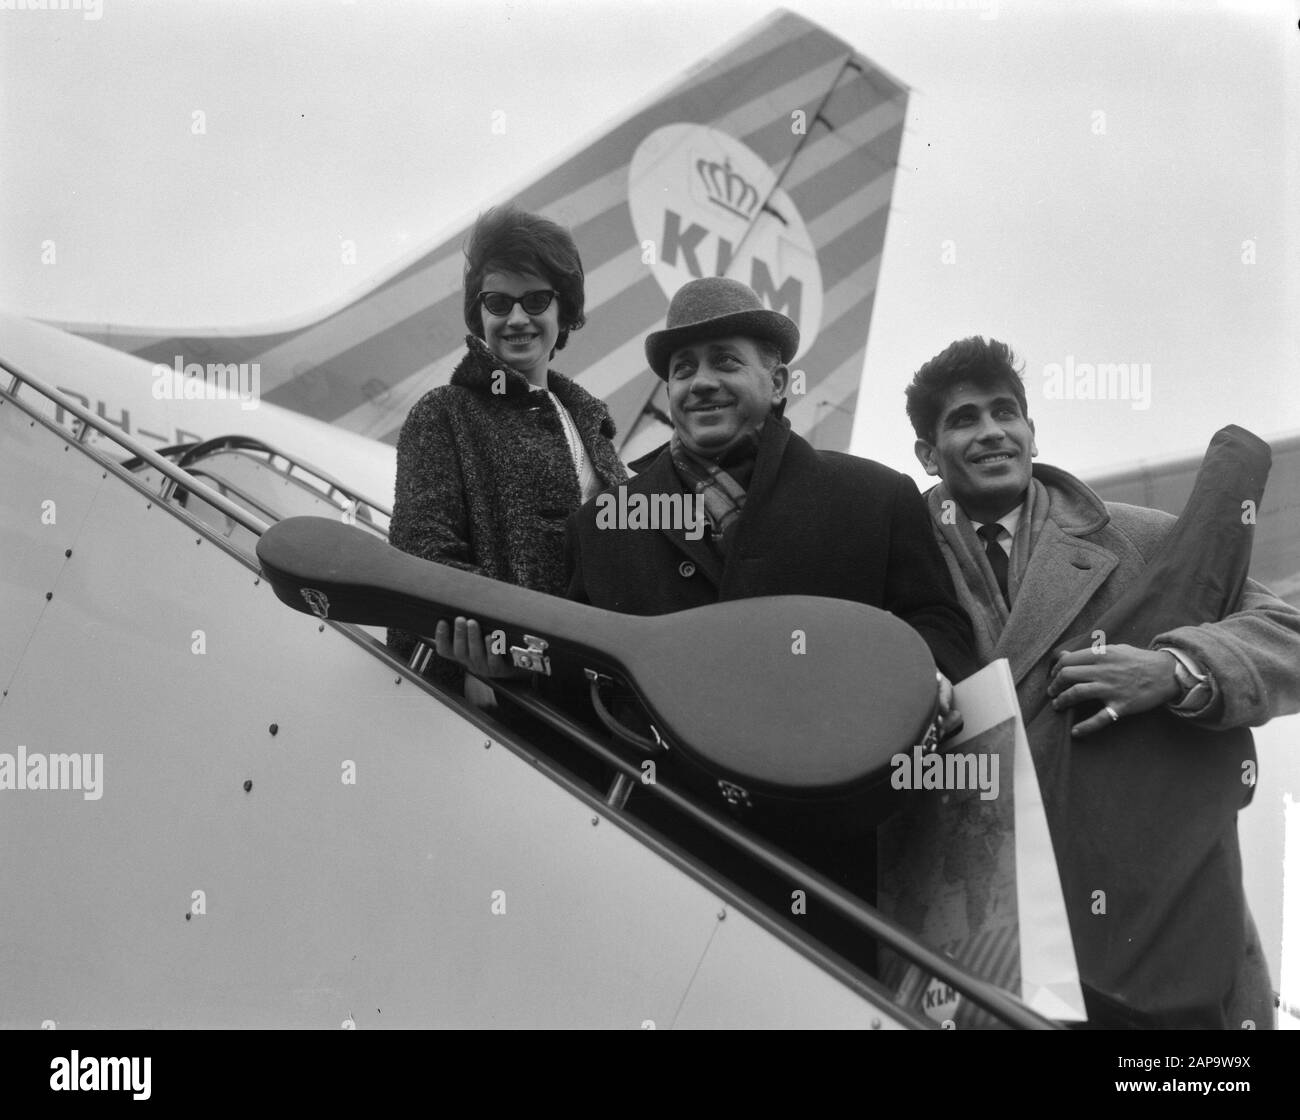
(566, 413, 978, 684)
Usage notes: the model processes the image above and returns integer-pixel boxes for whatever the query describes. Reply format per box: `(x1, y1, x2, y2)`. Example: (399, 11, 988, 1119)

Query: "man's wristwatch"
(1159, 647, 1210, 708)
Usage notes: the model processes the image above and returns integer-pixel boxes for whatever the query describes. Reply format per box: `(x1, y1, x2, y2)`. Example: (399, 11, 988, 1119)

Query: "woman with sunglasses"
(387, 206, 627, 696)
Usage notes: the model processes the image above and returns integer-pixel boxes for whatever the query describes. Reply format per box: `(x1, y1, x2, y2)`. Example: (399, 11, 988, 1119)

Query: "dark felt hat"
(645, 277, 799, 378)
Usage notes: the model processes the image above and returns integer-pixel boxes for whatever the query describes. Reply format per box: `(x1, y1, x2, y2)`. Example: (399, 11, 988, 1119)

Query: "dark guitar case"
(255, 516, 939, 822)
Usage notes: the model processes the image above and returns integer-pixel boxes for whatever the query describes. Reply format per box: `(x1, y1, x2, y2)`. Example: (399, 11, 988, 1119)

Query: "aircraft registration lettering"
(54, 389, 200, 446)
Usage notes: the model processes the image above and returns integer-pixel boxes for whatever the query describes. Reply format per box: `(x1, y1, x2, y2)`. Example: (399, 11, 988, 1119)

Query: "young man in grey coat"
(906, 336, 1300, 1028)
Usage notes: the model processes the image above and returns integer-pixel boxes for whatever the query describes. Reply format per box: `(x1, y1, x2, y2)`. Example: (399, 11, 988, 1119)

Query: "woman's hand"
(432, 616, 532, 679)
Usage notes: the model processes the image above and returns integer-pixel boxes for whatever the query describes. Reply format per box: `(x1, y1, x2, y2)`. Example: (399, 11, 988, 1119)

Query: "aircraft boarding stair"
(0, 362, 1053, 1029)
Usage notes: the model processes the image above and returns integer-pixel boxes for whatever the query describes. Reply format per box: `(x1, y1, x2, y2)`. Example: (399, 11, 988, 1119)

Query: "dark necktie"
(976, 523, 1010, 606)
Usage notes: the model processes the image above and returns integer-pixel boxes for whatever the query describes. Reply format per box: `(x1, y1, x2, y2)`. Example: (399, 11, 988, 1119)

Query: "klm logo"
(660, 209, 803, 327)
(923, 983, 957, 1012)
(696, 156, 758, 220)
(630, 123, 824, 349)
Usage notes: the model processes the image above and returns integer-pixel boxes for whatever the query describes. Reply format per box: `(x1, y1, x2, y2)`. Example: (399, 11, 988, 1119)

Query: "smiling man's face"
(915, 382, 1037, 523)
(665, 335, 788, 459)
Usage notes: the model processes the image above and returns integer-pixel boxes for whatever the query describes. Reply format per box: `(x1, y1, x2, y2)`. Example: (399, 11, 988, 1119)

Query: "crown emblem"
(300, 587, 330, 619)
(696, 156, 759, 220)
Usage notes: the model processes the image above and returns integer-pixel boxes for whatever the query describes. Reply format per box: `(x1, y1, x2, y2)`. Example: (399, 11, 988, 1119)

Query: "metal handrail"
(487, 676, 1058, 1030)
(2, 356, 1059, 1029)
(2, 357, 269, 537)
(119, 438, 386, 534)
(181, 469, 284, 527)
(116, 442, 197, 470)
(176, 434, 392, 523)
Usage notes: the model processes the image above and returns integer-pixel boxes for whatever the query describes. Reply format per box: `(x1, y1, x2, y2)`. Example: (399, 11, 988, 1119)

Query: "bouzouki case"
(256, 517, 938, 821)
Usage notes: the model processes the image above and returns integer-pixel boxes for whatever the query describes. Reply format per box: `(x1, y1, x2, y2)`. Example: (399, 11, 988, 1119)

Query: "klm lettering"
(660, 210, 802, 325)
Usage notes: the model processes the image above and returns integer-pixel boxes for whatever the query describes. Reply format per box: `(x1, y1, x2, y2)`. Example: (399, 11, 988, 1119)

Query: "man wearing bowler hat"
(442, 277, 976, 685)
(561, 278, 978, 907)
(564, 277, 976, 686)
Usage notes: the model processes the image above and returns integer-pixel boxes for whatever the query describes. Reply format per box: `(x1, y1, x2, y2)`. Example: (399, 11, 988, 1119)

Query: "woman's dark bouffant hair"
(905, 336, 1029, 444)
(462, 205, 586, 354)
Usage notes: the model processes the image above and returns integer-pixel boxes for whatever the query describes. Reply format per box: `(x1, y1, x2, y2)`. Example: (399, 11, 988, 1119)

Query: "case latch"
(717, 779, 752, 810)
(509, 634, 552, 676)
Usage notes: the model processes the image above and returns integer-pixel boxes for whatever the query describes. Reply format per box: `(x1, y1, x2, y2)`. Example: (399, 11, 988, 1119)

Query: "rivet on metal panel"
(395, 677, 401, 685)
(64, 549, 71, 558)
(45, 592, 52, 601)
(484, 740, 491, 750)
(185, 913, 191, 921)
(268, 724, 278, 736)
(870, 1018, 882, 1030)
(146, 503, 151, 509)
(590, 816, 599, 827)
(195, 538, 201, 545)
(243, 780, 253, 793)
(717, 909, 727, 921)
(318, 624, 325, 633)
(253, 578, 260, 586)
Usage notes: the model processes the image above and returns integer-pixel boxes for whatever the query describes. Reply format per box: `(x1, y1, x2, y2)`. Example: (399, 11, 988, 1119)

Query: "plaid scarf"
(668, 430, 759, 555)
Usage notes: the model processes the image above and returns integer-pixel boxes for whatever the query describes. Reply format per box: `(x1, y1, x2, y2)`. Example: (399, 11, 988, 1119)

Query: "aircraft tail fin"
(57, 10, 908, 455)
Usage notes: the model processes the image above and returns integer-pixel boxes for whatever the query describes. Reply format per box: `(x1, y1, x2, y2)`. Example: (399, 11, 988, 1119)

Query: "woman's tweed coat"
(386, 334, 627, 675)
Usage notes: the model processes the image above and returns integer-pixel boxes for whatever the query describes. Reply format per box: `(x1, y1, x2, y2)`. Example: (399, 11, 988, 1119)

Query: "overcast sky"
(1, 0, 1296, 484)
